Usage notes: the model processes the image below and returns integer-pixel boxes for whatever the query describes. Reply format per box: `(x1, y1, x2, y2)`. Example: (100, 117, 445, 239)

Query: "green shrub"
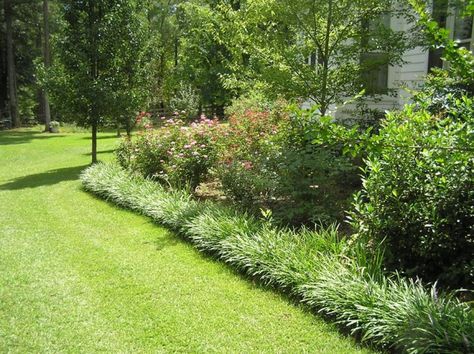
(169, 83, 200, 119)
(271, 110, 360, 225)
(116, 116, 221, 190)
(217, 159, 279, 209)
(81, 162, 474, 353)
(350, 101, 474, 288)
(225, 91, 288, 119)
(216, 107, 361, 226)
(215, 106, 283, 210)
(414, 69, 474, 117)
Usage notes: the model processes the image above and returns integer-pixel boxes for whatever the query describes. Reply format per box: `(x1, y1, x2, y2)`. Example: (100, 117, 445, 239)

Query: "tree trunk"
(91, 119, 98, 164)
(319, 0, 333, 117)
(89, 1, 100, 164)
(125, 119, 131, 137)
(174, 36, 178, 67)
(0, 18, 7, 117)
(42, 0, 51, 132)
(4, 0, 19, 128)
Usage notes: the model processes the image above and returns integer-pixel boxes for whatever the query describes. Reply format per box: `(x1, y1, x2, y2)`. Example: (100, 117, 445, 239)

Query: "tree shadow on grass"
(82, 149, 116, 156)
(82, 134, 118, 140)
(0, 165, 89, 191)
(0, 131, 66, 146)
(143, 226, 180, 250)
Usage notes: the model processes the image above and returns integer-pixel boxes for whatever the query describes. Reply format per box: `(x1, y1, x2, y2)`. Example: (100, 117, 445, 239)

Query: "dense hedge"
(351, 101, 474, 288)
(81, 163, 474, 354)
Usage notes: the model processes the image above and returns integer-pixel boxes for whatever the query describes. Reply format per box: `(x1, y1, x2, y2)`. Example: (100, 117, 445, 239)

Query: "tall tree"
(145, 0, 182, 111)
(0, 2, 7, 121)
(50, 0, 150, 163)
(219, 0, 417, 115)
(2, 0, 46, 127)
(4, 0, 19, 127)
(170, 0, 239, 116)
(42, 0, 51, 131)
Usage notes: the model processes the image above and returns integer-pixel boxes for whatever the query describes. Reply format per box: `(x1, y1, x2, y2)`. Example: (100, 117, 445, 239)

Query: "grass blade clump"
(81, 163, 474, 353)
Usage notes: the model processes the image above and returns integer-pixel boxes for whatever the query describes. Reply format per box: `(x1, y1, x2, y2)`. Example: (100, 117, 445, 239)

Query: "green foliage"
(225, 90, 289, 118)
(347, 0, 474, 289)
(410, 0, 474, 90)
(5, 2, 44, 124)
(81, 162, 474, 353)
(217, 159, 279, 210)
(271, 110, 360, 225)
(168, 83, 200, 118)
(116, 116, 221, 190)
(17, 85, 37, 124)
(216, 106, 362, 226)
(218, 0, 417, 114)
(413, 69, 473, 116)
(47, 0, 151, 129)
(410, 0, 474, 116)
(170, 1, 236, 113)
(214, 104, 284, 214)
(350, 102, 474, 288)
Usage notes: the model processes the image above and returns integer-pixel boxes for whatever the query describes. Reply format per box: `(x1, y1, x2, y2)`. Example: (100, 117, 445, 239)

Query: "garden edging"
(81, 162, 474, 354)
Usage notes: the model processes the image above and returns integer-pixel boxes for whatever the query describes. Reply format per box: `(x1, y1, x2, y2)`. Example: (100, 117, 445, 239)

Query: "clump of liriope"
(80, 163, 474, 354)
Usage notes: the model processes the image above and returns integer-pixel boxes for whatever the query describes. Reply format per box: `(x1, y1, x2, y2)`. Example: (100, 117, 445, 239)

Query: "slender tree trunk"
(125, 119, 131, 137)
(174, 36, 178, 67)
(319, 0, 333, 117)
(35, 20, 44, 125)
(42, 0, 51, 132)
(88, 1, 100, 164)
(4, 0, 19, 128)
(0, 18, 7, 118)
(91, 119, 98, 164)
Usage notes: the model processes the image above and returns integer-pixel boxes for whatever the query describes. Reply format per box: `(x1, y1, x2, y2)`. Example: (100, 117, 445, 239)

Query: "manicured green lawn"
(0, 129, 372, 353)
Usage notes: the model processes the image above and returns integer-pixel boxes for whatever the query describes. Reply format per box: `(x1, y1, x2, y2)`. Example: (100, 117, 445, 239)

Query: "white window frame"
(446, 4, 474, 51)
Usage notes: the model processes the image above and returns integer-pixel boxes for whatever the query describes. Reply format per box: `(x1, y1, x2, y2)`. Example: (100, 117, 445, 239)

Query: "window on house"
(309, 52, 317, 67)
(361, 53, 389, 94)
(428, 0, 449, 71)
(360, 14, 390, 94)
(453, 7, 473, 50)
(306, 49, 324, 69)
(428, 1, 474, 71)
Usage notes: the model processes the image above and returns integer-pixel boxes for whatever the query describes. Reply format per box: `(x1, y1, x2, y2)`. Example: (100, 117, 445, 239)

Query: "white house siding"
(333, 14, 430, 119)
(392, 11, 430, 107)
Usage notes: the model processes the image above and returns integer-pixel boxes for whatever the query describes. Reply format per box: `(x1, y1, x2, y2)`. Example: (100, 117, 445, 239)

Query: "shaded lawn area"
(0, 128, 373, 353)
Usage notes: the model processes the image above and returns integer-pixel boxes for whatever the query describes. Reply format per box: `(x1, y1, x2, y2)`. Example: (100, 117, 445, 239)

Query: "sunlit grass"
(0, 128, 370, 353)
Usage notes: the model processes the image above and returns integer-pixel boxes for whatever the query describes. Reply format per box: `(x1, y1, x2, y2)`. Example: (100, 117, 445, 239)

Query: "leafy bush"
(350, 101, 474, 288)
(271, 110, 360, 225)
(116, 115, 221, 190)
(215, 106, 283, 209)
(365, 4, 474, 288)
(169, 83, 200, 119)
(414, 69, 474, 119)
(217, 159, 279, 209)
(216, 106, 361, 226)
(81, 162, 474, 353)
(225, 91, 288, 119)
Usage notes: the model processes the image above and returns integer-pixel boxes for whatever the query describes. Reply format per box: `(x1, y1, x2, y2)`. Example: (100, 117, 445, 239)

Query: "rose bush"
(116, 115, 221, 190)
(214, 105, 360, 226)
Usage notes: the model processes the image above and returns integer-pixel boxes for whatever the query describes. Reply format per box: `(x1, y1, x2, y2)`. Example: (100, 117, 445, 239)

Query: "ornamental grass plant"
(81, 163, 474, 354)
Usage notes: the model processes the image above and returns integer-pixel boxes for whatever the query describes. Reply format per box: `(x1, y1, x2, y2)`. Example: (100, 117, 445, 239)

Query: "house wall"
(333, 14, 429, 120)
